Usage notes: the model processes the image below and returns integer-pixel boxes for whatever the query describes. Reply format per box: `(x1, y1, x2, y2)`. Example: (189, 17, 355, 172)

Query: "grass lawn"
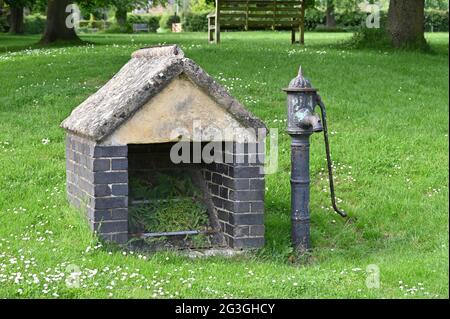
(0, 31, 448, 299)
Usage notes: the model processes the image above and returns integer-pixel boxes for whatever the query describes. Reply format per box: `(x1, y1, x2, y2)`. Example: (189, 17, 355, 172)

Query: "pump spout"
(308, 113, 323, 132)
(298, 110, 323, 132)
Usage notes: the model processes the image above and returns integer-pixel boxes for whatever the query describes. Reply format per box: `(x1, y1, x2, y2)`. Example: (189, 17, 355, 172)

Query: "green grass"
(0, 31, 448, 299)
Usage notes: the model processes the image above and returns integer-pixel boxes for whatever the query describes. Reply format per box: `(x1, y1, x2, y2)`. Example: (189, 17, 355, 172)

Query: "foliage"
(189, 0, 214, 13)
(127, 14, 160, 32)
(426, 0, 449, 10)
(130, 199, 209, 233)
(159, 14, 181, 30)
(182, 12, 208, 32)
(0, 15, 8, 33)
(304, 8, 325, 31)
(425, 9, 449, 31)
(23, 13, 46, 34)
(129, 173, 208, 235)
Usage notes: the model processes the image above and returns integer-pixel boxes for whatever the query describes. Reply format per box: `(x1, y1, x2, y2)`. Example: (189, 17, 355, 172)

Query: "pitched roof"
(61, 45, 266, 142)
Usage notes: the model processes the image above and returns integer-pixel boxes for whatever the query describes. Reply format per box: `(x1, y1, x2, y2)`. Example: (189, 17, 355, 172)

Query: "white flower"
(41, 138, 50, 145)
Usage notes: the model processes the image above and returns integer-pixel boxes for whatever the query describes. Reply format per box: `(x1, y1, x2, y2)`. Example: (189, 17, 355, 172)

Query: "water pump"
(283, 66, 347, 252)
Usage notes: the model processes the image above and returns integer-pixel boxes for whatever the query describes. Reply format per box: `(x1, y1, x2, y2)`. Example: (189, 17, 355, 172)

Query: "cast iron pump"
(283, 66, 347, 252)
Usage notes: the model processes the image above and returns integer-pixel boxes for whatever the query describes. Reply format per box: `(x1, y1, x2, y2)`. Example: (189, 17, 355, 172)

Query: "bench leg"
(291, 28, 296, 44)
(215, 25, 220, 44)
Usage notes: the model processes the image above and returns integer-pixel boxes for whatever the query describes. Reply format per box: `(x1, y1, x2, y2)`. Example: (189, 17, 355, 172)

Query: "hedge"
(425, 10, 449, 31)
(23, 14, 46, 34)
(159, 14, 181, 30)
(128, 14, 160, 32)
(183, 12, 209, 32)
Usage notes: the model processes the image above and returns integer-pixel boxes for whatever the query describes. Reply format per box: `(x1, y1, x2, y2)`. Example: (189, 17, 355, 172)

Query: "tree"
(107, 0, 147, 28)
(5, 0, 33, 34)
(40, 0, 80, 44)
(387, 0, 427, 48)
(325, 0, 336, 28)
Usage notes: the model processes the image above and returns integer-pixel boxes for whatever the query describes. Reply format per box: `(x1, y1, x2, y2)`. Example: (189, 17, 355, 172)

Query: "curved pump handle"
(316, 94, 348, 218)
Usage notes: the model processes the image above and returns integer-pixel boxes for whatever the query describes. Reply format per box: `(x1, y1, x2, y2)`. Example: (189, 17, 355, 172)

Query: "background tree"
(387, 0, 427, 48)
(325, 0, 336, 28)
(107, 0, 147, 29)
(40, 0, 80, 44)
(5, 0, 34, 34)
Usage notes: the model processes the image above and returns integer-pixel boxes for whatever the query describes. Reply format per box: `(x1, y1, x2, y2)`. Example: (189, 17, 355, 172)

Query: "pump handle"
(316, 95, 348, 218)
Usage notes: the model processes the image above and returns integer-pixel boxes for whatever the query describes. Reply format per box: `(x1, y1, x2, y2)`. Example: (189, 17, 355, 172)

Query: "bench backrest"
(217, 0, 303, 30)
(133, 23, 149, 31)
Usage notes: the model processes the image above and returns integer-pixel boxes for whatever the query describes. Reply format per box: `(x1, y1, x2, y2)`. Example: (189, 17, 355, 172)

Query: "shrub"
(304, 8, 324, 31)
(128, 14, 160, 32)
(159, 14, 181, 30)
(0, 15, 8, 33)
(24, 14, 46, 34)
(183, 12, 209, 32)
(425, 10, 449, 32)
(314, 24, 348, 32)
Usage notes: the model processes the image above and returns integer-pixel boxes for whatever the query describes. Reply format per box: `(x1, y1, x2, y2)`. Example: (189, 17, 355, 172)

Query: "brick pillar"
(203, 141, 265, 249)
(66, 133, 129, 244)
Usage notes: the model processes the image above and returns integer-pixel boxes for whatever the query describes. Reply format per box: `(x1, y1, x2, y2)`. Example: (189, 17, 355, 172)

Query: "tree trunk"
(387, 0, 427, 48)
(9, 6, 24, 34)
(40, 0, 80, 44)
(325, 0, 336, 28)
(115, 7, 127, 28)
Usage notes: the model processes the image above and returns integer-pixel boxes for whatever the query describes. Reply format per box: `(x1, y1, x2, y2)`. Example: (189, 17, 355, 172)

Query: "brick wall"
(66, 137, 265, 249)
(202, 141, 265, 249)
(66, 134, 129, 244)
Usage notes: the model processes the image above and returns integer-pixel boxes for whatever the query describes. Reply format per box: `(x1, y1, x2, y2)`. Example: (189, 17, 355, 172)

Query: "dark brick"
(112, 158, 128, 170)
(93, 171, 128, 184)
(93, 145, 127, 158)
(93, 220, 128, 234)
(250, 201, 264, 213)
(94, 184, 111, 197)
(233, 202, 250, 213)
(250, 225, 265, 236)
(249, 179, 265, 190)
(92, 196, 127, 209)
(229, 166, 262, 179)
(217, 209, 229, 223)
(211, 196, 223, 209)
(221, 176, 233, 188)
(222, 199, 234, 212)
(203, 170, 211, 181)
(208, 183, 219, 195)
(112, 184, 129, 196)
(99, 232, 129, 244)
(89, 208, 128, 222)
(219, 186, 229, 199)
(111, 208, 128, 220)
(230, 237, 264, 249)
(93, 158, 111, 171)
(229, 213, 263, 225)
(225, 223, 234, 236)
(233, 225, 250, 238)
(230, 190, 264, 201)
(211, 173, 222, 185)
(216, 163, 229, 175)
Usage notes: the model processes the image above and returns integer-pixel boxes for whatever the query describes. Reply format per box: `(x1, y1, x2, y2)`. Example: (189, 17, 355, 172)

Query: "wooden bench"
(132, 23, 149, 33)
(208, 0, 306, 44)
